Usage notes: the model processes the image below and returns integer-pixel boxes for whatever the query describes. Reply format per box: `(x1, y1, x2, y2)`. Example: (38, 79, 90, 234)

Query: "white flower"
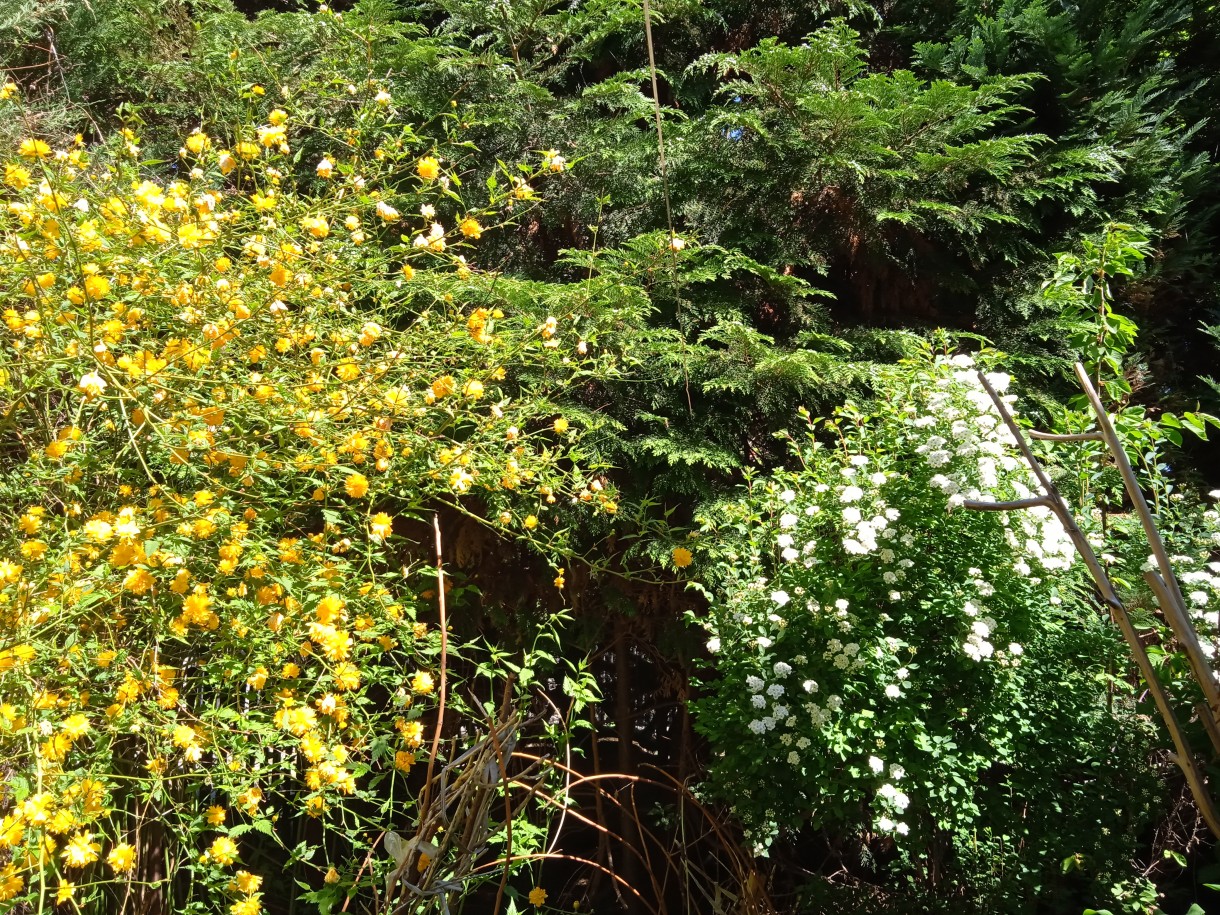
(842, 506, 862, 524)
(766, 683, 785, 698)
(761, 716, 775, 730)
(757, 636, 773, 649)
(779, 513, 799, 529)
(877, 816, 895, 832)
(781, 547, 799, 562)
(751, 694, 766, 708)
(868, 756, 884, 774)
(840, 486, 864, 503)
(889, 765, 905, 780)
(850, 455, 870, 467)
(895, 821, 910, 836)
(746, 676, 764, 692)
(777, 534, 794, 548)
(771, 590, 790, 607)
(773, 662, 792, 677)
(707, 637, 721, 653)
(885, 684, 901, 699)
(787, 750, 801, 765)
(895, 667, 909, 680)
(1008, 642, 1023, 656)
(1190, 591, 1209, 606)
(748, 720, 765, 734)
(802, 679, 818, 693)
(779, 489, 796, 503)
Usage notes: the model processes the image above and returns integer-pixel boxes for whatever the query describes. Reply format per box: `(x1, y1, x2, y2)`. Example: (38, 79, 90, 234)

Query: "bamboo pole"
(963, 370, 1220, 837)
(1072, 363, 1220, 743)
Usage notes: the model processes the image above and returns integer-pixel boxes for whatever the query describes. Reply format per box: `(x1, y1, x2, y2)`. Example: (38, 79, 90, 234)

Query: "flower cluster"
(0, 70, 611, 912)
(689, 352, 1109, 855)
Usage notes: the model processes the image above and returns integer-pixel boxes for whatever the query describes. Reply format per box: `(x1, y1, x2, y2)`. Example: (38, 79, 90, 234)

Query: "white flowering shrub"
(688, 351, 1161, 902)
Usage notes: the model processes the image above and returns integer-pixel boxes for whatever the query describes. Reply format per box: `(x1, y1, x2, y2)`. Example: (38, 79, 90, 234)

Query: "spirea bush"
(688, 351, 1161, 904)
(0, 70, 613, 913)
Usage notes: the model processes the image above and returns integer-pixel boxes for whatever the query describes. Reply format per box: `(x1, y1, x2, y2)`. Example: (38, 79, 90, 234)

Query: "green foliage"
(4, 0, 1220, 911)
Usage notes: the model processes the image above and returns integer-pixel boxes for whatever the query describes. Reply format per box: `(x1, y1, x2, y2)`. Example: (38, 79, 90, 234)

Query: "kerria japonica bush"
(688, 352, 1159, 892)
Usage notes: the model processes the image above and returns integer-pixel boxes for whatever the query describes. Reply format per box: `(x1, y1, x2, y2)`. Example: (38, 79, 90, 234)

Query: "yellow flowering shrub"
(0, 74, 615, 912)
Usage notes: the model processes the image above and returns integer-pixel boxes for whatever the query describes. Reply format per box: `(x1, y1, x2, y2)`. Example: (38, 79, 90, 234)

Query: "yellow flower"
(301, 215, 329, 238)
(462, 379, 484, 399)
(316, 594, 345, 623)
(529, 887, 548, 906)
(324, 866, 340, 884)
(246, 667, 268, 690)
(78, 370, 108, 399)
(19, 138, 52, 159)
(83, 519, 113, 541)
(4, 163, 31, 190)
(671, 547, 693, 568)
(20, 540, 47, 560)
(281, 662, 300, 679)
(107, 842, 136, 873)
(206, 805, 227, 826)
(231, 895, 263, 915)
(430, 375, 456, 399)
(84, 274, 110, 300)
(62, 831, 101, 868)
(333, 662, 361, 691)
(369, 513, 393, 540)
(185, 131, 211, 154)
(459, 217, 482, 239)
(316, 157, 334, 178)
(344, 472, 369, 499)
(524, 514, 539, 530)
(411, 671, 435, 695)
(232, 870, 263, 894)
(553, 417, 569, 434)
(417, 156, 440, 180)
(0, 864, 25, 902)
(62, 714, 90, 739)
(268, 108, 288, 125)
(238, 787, 263, 813)
(375, 201, 400, 222)
(173, 724, 198, 749)
(57, 881, 76, 904)
(394, 750, 415, 772)
(210, 835, 239, 866)
(0, 81, 17, 100)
